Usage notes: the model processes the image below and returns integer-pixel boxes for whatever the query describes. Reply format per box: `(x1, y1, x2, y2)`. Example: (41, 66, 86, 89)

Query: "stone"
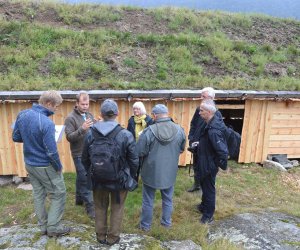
(271, 154, 290, 165)
(282, 163, 294, 170)
(17, 183, 33, 191)
(13, 176, 23, 185)
(0, 176, 13, 187)
(263, 160, 287, 171)
(208, 211, 300, 250)
(162, 240, 202, 250)
(291, 160, 299, 167)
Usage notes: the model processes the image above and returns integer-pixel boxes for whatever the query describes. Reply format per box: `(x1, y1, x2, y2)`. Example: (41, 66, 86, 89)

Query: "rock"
(17, 183, 33, 191)
(162, 240, 202, 250)
(0, 176, 13, 187)
(0, 221, 201, 250)
(208, 211, 300, 250)
(263, 160, 287, 171)
(271, 154, 290, 165)
(291, 160, 299, 167)
(13, 176, 23, 185)
(282, 163, 294, 170)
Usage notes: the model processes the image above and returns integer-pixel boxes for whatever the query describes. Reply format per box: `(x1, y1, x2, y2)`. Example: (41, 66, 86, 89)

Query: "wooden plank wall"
(0, 99, 198, 177)
(239, 100, 300, 163)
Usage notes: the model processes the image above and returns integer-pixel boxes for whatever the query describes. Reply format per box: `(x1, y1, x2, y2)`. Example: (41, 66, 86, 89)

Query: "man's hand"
(82, 118, 93, 130)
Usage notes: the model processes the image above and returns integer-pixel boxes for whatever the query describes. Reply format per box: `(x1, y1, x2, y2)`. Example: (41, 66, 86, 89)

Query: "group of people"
(12, 87, 228, 245)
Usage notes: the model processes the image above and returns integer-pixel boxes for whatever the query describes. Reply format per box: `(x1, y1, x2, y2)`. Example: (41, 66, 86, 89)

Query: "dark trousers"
(200, 172, 217, 220)
(193, 153, 201, 181)
(73, 157, 93, 206)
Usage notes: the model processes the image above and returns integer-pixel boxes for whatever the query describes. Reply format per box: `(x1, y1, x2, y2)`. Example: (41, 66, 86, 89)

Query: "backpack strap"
(106, 125, 123, 139)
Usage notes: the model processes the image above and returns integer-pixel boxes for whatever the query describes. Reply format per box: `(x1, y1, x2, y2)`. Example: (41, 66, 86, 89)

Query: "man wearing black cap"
(81, 99, 138, 246)
(137, 104, 186, 231)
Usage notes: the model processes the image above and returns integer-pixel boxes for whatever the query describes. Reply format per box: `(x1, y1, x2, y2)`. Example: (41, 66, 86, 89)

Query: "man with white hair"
(137, 104, 186, 231)
(187, 87, 223, 193)
(197, 99, 228, 224)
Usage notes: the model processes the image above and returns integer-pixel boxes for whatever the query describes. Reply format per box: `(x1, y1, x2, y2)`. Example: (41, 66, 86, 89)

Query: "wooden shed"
(0, 90, 300, 177)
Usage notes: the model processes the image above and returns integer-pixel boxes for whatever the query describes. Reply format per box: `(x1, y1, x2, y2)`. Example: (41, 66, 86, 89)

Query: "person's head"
(100, 99, 119, 121)
(38, 90, 63, 112)
(201, 87, 215, 100)
(151, 104, 168, 120)
(199, 99, 216, 122)
(76, 91, 89, 114)
(132, 101, 146, 117)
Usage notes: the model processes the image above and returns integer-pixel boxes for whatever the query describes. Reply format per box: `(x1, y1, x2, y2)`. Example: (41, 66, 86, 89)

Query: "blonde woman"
(127, 102, 153, 141)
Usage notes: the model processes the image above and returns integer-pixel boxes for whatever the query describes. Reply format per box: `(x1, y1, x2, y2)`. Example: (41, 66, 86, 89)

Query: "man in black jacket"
(197, 99, 228, 224)
(187, 87, 223, 192)
(81, 99, 139, 246)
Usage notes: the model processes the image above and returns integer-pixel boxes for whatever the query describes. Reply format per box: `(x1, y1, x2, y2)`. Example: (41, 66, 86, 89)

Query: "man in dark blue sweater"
(12, 90, 69, 237)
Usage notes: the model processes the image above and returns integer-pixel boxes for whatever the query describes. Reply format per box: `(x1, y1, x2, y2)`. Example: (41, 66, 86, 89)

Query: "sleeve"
(12, 117, 23, 143)
(81, 130, 93, 172)
(43, 123, 63, 172)
(188, 108, 200, 144)
(64, 116, 86, 143)
(125, 133, 139, 177)
(136, 129, 151, 158)
(179, 128, 186, 153)
(208, 130, 229, 170)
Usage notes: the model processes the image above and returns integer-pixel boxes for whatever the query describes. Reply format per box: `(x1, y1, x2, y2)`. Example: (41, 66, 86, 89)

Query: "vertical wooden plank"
(254, 101, 267, 162)
(261, 101, 274, 163)
(239, 100, 252, 162)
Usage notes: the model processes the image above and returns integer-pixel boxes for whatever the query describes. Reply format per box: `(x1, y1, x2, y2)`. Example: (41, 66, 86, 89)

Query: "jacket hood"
(150, 117, 179, 144)
(92, 120, 118, 136)
(32, 103, 54, 117)
(206, 114, 226, 133)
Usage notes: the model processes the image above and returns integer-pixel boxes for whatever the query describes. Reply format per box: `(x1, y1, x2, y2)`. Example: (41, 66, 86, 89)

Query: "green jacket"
(137, 117, 186, 189)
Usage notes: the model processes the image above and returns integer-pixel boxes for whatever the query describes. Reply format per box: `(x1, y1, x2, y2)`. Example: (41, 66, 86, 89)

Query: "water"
(62, 0, 300, 20)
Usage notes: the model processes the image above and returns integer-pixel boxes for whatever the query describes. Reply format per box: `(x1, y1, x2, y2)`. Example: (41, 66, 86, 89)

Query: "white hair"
(201, 87, 215, 99)
(201, 99, 217, 113)
(132, 101, 146, 115)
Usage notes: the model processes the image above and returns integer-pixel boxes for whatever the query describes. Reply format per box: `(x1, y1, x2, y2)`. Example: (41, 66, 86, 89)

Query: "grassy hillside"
(0, 0, 299, 91)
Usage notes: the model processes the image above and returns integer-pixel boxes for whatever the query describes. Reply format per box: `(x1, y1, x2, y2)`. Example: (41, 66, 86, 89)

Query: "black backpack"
(224, 126, 241, 160)
(89, 126, 123, 183)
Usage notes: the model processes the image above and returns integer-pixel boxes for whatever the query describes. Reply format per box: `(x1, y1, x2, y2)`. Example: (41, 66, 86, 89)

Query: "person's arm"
(81, 130, 93, 172)
(136, 128, 151, 158)
(188, 108, 200, 143)
(209, 130, 228, 170)
(43, 123, 63, 172)
(12, 118, 23, 143)
(125, 133, 139, 177)
(64, 116, 92, 143)
(179, 128, 186, 153)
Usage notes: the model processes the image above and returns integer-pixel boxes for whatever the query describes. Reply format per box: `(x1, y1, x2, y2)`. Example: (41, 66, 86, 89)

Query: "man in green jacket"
(137, 104, 186, 231)
(64, 91, 95, 218)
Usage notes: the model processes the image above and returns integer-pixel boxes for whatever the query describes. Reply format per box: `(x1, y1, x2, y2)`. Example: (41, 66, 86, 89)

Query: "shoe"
(196, 203, 204, 213)
(106, 237, 120, 246)
(47, 227, 71, 237)
(138, 224, 150, 232)
(41, 230, 47, 236)
(200, 216, 214, 224)
(86, 206, 95, 219)
(187, 184, 201, 192)
(97, 238, 107, 245)
(75, 200, 84, 206)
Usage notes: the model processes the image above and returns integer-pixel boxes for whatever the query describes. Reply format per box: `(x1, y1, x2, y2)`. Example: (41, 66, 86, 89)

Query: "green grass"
(1, 162, 300, 249)
(0, 1, 299, 90)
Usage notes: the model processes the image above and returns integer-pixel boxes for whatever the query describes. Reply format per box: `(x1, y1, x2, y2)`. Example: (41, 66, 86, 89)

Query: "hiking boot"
(86, 204, 95, 219)
(106, 237, 120, 246)
(75, 200, 84, 206)
(97, 238, 107, 245)
(47, 227, 71, 237)
(187, 183, 201, 192)
(196, 203, 204, 213)
(200, 216, 214, 225)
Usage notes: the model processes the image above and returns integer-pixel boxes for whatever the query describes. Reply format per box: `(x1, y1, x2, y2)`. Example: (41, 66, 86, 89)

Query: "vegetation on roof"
(0, 0, 299, 90)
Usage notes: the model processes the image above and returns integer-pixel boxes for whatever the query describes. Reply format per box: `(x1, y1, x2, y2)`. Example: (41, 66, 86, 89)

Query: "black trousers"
(200, 172, 217, 219)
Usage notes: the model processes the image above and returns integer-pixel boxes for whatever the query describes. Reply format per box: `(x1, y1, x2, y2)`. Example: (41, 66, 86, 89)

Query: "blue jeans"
(140, 184, 174, 230)
(73, 157, 93, 206)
